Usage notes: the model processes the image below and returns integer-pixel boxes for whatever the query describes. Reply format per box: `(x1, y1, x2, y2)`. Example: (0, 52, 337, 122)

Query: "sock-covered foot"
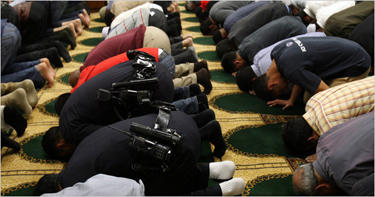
(4, 106, 27, 137)
(197, 94, 209, 112)
(1, 88, 32, 117)
(194, 60, 208, 73)
(17, 79, 38, 107)
(210, 161, 235, 180)
(45, 47, 63, 68)
(58, 28, 76, 49)
(53, 40, 71, 62)
(196, 68, 212, 94)
(219, 178, 245, 196)
(189, 83, 202, 96)
(199, 120, 226, 158)
(1, 133, 21, 152)
(191, 108, 216, 128)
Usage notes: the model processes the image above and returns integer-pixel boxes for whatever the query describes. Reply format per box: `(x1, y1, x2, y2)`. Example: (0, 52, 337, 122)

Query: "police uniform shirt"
(271, 36, 371, 95)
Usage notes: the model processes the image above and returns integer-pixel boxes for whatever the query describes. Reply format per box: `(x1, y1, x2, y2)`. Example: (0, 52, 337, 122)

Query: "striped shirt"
(303, 76, 374, 136)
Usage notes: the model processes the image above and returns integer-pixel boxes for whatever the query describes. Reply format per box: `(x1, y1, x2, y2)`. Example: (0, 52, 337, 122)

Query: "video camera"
(97, 50, 162, 119)
(127, 50, 157, 80)
(108, 125, 172, 162)
(97, 77, 159, 119)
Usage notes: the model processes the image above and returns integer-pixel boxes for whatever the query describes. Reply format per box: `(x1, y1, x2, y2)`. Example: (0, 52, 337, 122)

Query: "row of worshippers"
(186, 0, 374, 195)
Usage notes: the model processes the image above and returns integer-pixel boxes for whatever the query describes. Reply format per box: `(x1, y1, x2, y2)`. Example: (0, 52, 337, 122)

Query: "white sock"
(209, 161, 235, 180)
(219, 178, 245, 196)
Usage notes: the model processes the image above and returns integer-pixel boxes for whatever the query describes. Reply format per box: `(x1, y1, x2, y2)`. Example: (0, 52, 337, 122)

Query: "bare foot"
(182, 37, 193, 48)
(35, 63, 55, 88)
(182, 34, 193, 40)
(167, 4, 176, 13)
(173, 4, 180, 12)
(74, 18, 83, 36)
(40, 58, 56, 79)
(79, 10, 90, 29)
(305, 153, 317, 163)
(83, 9, 91, 27)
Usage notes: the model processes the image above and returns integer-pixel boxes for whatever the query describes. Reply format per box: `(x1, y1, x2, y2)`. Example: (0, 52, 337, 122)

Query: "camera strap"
(154, 108, 170, 131)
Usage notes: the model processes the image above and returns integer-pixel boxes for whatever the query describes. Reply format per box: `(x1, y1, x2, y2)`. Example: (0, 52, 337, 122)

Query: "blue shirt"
(251, 32, 326, 77)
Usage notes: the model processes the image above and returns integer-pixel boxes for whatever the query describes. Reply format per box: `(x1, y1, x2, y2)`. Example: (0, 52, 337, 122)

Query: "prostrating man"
(222, 2, 291, 53)
(292, 111, 374, 196)
(200, 1, 251, 35)
(281, 76, 374, 161)
(253, 36, 371, 109)
(54, 60, 173, 157)
(36, 110, 245, 196)
(235, 31, 326, 93)
(212, 1, 270, 44)
(220, 15, 306, 74)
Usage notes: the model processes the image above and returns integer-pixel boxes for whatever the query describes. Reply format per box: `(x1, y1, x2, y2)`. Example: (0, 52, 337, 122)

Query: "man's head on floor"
(253, 72, 289, 101)
(281, 117, 317, 155)
(42, 126, 76, 160)
(221, 51, 246, 74)
(235, 66, 257, 92)
(293, 163, 341, 195)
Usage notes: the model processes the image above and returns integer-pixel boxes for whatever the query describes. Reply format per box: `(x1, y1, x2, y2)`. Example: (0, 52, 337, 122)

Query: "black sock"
(199, 120, 226, 158)
(191, 108, 215, 128)
(4, 106, 27, 137)
(189, 83, 202, 96)
(54, 40, 72, 62)
(46, 47, 64, 68)
(58, 28, 76, 49)
(196, 68, 212, 94)
(194, 60, 208, 72)
(1, 133, 21, 152)
(197, 94, 209, 112)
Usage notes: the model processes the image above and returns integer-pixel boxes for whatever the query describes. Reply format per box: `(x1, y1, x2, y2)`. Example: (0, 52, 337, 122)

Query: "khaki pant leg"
(173, 73, 197, 88)
(174, 63, 194, 78)
(143, 26, 171, 54)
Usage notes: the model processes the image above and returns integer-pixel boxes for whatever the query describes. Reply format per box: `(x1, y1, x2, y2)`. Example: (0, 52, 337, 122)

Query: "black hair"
(252, 74, 276, 101)
(236, 66, 257, 92)
(54, 93, 71, 116)
(281, 117, 315, 154)
(206, 1, 217, 13)
(195, 6, 203, 17)
(33, 174, 60, 196)
(221, 51, 237, 73)
(200, 18, 212, 35)
(216, 38, 236, 59)
(41, 126, 63, 159)
(104, 11, 115, 26)
(296, 10, 311, 26)
(198, 10, 209, 23)
(213, 29, 223, 44)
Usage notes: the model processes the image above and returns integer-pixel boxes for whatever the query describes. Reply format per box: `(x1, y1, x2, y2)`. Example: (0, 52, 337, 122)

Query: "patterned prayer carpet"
(1, 3, 307, 196)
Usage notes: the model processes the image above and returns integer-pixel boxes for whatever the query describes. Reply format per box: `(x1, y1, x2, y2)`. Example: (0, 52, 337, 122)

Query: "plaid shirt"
(303, 76, 374, 136)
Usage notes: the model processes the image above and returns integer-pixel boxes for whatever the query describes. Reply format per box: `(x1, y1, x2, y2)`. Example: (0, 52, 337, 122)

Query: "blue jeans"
(1, 22, 21, 72)
(173, 86, 199, 114)
(1, 60, 44, 86)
